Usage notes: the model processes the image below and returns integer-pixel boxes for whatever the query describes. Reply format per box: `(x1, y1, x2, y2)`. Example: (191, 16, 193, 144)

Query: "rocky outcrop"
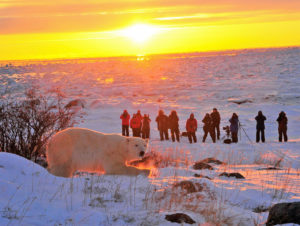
(257, 167, 281, 170)
(194, 174, 212, 180)
(165, 213, 196, 224)
(200, 157, 224, 165)
(266, 202, 300, 226)
(228, 98, 253, 105)
(219, 172, 245, 179)
(173, 180, 203, 193)
(193, 162, 213, 170)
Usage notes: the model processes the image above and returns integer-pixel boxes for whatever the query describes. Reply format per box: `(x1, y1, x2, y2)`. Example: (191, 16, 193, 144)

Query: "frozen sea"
(0, 47, 300, 225)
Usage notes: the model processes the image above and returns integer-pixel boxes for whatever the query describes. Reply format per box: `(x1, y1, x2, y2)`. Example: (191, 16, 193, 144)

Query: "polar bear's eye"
(135, 144, 138, 147)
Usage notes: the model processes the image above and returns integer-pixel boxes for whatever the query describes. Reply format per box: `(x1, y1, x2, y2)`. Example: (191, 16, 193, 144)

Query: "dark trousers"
(213, 124, 220, 140)
(132, 128, 140, 137)
(256, 129, 265, 142)
(188, 132, 197, 143)
(142, 129, 150, 139)
(171, 128, 180, 142)
(159, 129, 169, 141)
(122, 125, 129, 136)
(278, 128, 288, 142)
(231, 132, 238, 143)
(203, 129, 216, 143)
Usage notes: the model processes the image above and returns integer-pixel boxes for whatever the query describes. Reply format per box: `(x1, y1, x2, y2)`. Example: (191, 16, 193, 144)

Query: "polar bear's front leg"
(105, 163, 150, 176)
(48, 163, 74, 178)
(124, 165, 150, 176)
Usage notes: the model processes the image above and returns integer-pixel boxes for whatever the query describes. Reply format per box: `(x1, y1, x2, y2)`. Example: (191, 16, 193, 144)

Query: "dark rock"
(228, 99, 253, 105)
(219, 172, 245, 179)
(173, 180, 203, 193)
(257, 167, 282, 171)
(165, 213, 196, 224)
(65, 99, 85, 109)
(253, 205, 270, 213)
(200, 157, 224, 165)
(193, 162, 213, 170)
(194, 174, 212, 180)
(266, 202, 300, 226)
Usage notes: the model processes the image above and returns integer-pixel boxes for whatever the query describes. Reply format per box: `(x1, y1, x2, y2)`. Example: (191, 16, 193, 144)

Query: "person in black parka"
(277, 111, 288, 142)
(142, 114, 151, 139)
(211, 108, 221, 140)
(169, 110, 180, 142)
(202, 113, 216, 143)
(229, 113, 239, 143)
(156, 110, 169, 141)
(255, 111, 266, 143)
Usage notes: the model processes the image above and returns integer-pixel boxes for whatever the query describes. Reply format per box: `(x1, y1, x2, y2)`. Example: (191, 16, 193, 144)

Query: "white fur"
(46, 128, 149, 177)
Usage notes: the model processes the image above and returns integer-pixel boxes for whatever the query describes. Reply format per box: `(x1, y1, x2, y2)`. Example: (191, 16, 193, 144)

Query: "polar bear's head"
(125, 137, 148, 161)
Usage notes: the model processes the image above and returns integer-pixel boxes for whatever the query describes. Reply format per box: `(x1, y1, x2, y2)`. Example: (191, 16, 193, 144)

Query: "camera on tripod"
(223, 126, 230, 137)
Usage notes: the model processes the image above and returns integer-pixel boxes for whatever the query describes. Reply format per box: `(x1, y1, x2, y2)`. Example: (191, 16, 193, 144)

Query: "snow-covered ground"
(0, 47, 299, 225)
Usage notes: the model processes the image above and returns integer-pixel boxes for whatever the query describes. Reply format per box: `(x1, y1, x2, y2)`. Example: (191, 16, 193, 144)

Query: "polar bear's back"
(46, 128, 122, 170)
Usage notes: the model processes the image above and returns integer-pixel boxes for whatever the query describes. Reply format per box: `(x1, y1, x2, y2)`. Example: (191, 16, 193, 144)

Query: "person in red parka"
(120, 110, 130, 136)
(186, 113, 197, 143)
(130, 114, 142, 137)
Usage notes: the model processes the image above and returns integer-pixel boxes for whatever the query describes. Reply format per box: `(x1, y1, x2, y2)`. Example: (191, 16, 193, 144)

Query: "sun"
(119, 24, 158, 44)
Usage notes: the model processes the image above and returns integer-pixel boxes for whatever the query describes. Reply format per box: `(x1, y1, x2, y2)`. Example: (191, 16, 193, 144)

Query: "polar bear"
(46, 127, 150, 177)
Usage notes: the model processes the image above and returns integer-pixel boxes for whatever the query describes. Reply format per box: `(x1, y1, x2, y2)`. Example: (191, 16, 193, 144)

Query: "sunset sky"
(1, 0, 300, 60)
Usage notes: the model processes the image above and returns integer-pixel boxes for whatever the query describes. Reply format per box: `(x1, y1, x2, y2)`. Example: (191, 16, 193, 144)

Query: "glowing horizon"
(1, 0, 300, 60)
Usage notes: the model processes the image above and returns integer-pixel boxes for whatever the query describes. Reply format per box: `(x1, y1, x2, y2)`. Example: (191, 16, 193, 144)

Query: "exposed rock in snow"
(193, 162, 214, 170)
(219, 172, 245, 179)
(199, 157, 224, 165)
(194, 174, 212, 180)
(165, 213, 196, 224)
(173, 180, 204, 194)
(228, 98, 253, 105)
(266, 202, 300, 226)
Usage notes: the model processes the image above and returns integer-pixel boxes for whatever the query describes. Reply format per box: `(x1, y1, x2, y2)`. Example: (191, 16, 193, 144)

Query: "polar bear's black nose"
(139, 151, 145, 157)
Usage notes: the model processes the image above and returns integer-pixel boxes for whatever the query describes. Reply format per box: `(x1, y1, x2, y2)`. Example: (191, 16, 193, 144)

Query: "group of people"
(120, 109, 289, 143)
(120, 110, 151, 139)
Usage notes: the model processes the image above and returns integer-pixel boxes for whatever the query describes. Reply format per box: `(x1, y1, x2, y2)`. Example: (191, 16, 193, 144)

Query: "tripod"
(239, 123, 255, 145)
(221, 126, 231, 141)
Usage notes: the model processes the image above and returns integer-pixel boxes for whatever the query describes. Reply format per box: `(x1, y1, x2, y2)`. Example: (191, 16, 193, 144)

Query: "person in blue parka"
(229, 113, 239, 143)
